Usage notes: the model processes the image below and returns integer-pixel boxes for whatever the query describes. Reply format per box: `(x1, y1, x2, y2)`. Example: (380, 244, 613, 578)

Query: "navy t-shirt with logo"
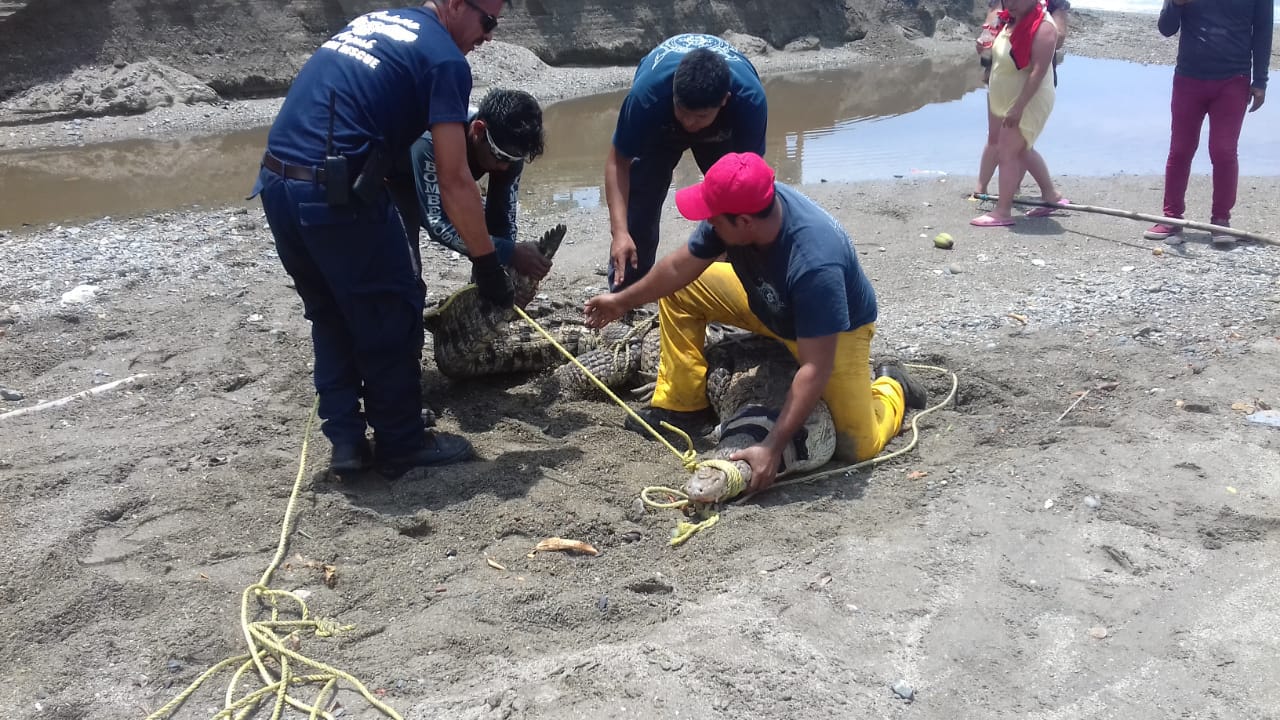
(409, 112, 523, 256)
(686, 184, 878, 341)
(267, 8, 472, 165)
(612, 34, 767, 160)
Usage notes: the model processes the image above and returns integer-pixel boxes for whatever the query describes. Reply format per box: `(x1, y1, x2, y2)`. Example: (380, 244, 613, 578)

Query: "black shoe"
(375, 431, 474, 478)
(624, 407, 715, 443)
(330, 439, 373, 475)
(876, 362, 928, 410)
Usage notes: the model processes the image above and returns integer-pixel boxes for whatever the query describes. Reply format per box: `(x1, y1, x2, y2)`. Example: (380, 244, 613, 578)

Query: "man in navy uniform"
(604, 34, 768, 291)
(253, 0, 512, 478)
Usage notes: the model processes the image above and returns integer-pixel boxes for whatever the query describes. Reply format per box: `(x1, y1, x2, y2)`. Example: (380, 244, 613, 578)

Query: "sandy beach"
(1, 9, 1279, 719)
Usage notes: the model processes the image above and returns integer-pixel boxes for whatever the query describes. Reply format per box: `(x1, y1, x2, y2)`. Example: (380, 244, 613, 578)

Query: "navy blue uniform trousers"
(256, 167, 426, 458)
(609, 137, 733, 292)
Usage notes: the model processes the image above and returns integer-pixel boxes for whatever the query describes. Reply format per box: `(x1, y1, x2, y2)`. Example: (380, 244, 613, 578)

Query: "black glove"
(471, 251, 515, 308)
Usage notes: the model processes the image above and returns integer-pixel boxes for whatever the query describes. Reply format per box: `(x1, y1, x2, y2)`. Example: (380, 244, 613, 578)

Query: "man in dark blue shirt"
(409, 88, 550, 282)
(585, 153, 927, 493)
(254, 1, 513, 479)
(1144, 0, 1272, 246)
(605, 34, 768, 291)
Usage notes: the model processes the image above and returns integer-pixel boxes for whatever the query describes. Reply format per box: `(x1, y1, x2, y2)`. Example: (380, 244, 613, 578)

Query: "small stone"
(627, 497, 646, 522)
(891, 680, 914, 701)
(597, 595, 608, 611)
(1181, 402, 1213, 414)
(1031, 259, 1046, 267)
(1088, 626, 1109, 639)
(1083, 495, 1101, 509)
(166, 659, 183, 673)
(60, 284, 100, 304)
(1043, 498, 1055, 510)
(0, 388, 23, 401)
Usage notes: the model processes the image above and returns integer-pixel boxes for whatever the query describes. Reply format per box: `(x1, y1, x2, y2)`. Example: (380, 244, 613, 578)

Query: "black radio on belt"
(324, 90, 351, 206)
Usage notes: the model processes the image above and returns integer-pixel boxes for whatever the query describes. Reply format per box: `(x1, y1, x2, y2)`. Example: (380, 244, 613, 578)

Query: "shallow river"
(0, 54, 1276, 230)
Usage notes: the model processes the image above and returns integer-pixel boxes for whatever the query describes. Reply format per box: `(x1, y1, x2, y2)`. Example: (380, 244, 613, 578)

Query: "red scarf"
(998, 2, 1045, 71)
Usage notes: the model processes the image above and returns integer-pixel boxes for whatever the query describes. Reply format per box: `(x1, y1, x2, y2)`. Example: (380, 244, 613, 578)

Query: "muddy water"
(1, 53, 1277, 230)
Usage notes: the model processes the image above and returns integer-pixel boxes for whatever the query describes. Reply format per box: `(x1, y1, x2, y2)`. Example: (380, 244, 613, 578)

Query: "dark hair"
(723, 194, 777, 223)
(476, 88, 545, 162)
(673, 48, 730, 110)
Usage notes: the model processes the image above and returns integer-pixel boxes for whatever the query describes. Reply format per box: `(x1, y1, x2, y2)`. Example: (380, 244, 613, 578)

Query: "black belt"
(262, 152, 326, 184)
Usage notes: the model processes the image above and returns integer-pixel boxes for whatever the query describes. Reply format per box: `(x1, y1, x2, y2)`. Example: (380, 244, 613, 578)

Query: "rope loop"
(638, 363, 961, 545)
(147, 398, 404, 720)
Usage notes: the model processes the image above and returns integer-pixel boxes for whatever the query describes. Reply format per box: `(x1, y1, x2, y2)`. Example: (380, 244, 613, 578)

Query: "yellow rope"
(513, 306, 699, 470)
(514, 306, 960, 546)
(641, 363, 960, 545)
(147, 396, 404, 720)
(512, 302, 961, 547)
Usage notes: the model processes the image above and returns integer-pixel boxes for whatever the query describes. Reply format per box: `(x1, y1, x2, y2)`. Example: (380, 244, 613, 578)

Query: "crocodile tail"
(538, 224, 568, 260)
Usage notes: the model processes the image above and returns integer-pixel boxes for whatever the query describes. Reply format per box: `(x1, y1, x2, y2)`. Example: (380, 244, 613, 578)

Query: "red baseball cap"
(675, 152, 776, 221)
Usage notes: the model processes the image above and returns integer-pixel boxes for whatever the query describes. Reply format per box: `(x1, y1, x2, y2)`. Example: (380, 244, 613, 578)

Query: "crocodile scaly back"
(549, 311, 659, 395)
(685, 334, 837, 502)
(424, 224, 575, 378)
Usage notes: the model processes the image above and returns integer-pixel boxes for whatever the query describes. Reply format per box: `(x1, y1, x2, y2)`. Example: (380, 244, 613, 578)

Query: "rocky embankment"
(0, 0, 979, 107)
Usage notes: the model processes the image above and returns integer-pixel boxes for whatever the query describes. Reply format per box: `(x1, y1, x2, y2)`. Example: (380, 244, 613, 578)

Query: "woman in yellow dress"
(972, 0, 1069, 227)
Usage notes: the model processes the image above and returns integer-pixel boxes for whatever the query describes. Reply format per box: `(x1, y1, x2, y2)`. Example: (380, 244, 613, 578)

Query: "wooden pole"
(972, 193, 1277, 245)
(0, 373, 150, 421)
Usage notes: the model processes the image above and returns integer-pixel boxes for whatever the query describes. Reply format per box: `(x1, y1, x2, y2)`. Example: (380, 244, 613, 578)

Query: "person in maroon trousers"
(1144, 0, 1271, 247)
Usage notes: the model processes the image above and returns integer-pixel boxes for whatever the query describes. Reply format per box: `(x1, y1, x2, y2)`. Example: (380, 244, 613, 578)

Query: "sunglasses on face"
(484, 128, 527, 163)
(463, 0, 498, 33)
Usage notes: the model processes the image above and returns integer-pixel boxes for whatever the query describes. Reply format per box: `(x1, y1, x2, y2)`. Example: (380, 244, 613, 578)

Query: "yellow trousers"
(653, 263, 906, 462)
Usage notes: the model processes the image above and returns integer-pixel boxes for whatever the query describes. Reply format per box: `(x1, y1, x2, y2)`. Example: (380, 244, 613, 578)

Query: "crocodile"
(423, 224, 665, 393)
(423, 224, 575, 378)
(545, 310, 661, 397)
(683, 334, 837, 504)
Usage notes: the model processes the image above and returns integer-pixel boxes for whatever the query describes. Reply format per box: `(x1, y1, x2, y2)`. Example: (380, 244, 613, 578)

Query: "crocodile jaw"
(686, 466, 731, 504)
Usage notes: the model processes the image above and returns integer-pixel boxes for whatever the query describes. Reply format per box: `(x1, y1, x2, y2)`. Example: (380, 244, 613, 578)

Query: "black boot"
(876, 362, 928, 410)
(375, 431, 474, 478)
(623, 406, 716, 443)
(330, 438, 373, 475)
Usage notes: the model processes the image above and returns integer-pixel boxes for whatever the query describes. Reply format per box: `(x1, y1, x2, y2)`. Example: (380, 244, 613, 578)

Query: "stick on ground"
(0, 374, 151, 421)
(972, 194, 1277, 245)
(1056, 389, 1091, 423)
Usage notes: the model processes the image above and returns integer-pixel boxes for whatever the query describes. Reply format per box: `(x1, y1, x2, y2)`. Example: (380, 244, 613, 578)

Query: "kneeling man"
(584, 153, 927, 492)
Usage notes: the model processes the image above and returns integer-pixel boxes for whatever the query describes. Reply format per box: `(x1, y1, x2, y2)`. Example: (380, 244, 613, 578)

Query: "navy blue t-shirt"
(267, 8, 472, 165)
(410, 112, 522, 256)
(1159, 0, 1272, 90)
(612, 34, 767, 159)
(686, 184, 877, 340)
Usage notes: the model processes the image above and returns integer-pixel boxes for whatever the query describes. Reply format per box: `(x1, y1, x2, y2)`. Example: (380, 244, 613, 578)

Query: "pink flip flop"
(1024, 198, 1071, 218)
(970, 213, 1015, 227)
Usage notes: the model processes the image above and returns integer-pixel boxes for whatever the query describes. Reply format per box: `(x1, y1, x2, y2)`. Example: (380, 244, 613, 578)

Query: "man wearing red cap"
(584, 153, 927, 492)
